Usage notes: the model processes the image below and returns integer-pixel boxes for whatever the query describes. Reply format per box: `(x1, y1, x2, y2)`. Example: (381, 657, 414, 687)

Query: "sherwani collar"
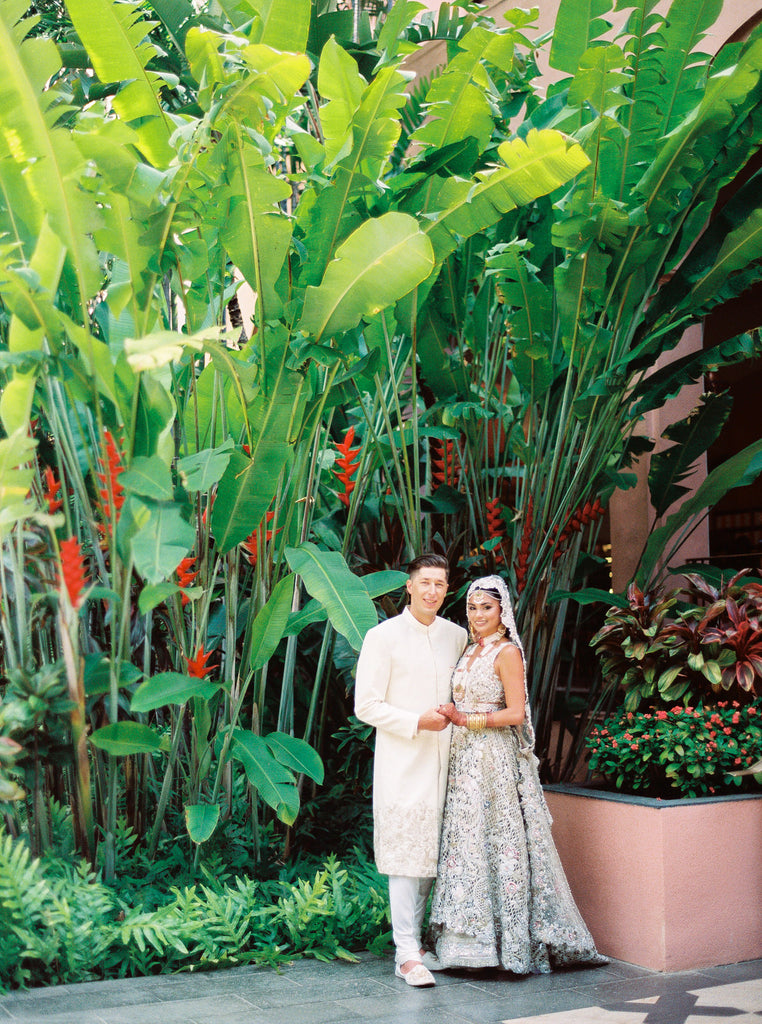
(402, 606, 440, 634)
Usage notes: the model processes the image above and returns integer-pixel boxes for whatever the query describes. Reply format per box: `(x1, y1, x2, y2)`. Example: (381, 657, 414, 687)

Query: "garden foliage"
(1, 0, 762, 882)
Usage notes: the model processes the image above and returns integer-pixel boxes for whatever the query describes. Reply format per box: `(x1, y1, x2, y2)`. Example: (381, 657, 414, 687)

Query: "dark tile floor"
(0, 954, 760, 1024)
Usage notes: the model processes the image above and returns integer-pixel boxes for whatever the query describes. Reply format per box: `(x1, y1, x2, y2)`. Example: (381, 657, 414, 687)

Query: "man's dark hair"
(408, 552, 450, 580)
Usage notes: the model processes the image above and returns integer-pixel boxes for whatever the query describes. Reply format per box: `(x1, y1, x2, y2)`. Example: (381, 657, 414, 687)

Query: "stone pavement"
(0, 954, 760, 1024)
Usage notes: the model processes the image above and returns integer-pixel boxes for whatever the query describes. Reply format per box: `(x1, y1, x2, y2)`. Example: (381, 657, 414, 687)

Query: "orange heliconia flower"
(431, 438, 461, 489)
(241, 512, 281, 567)
(176, 555, 200, 606)
(97, 430, 125, 523)
(484, 495, 506, 565)
(515, 497, 533, 595)
(184, 646, 216, 678)
(333, 427, 361, 508)
(59, 536, 88, 610)
(43, 466, 63, 514)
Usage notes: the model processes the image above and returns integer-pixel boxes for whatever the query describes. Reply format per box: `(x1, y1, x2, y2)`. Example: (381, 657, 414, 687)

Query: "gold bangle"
(467, 713, 487, 731)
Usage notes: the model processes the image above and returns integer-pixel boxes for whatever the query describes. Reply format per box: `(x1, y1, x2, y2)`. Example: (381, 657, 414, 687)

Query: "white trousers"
(388, 875, 434, 963)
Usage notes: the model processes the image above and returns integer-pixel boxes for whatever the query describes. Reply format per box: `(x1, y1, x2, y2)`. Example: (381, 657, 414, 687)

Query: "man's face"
(406, 567, 448, 624)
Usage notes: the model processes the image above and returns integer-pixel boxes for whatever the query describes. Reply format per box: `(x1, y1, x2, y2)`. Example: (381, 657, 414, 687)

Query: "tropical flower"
(241, 511, 280, 567)
(176, 556, 199, 606)
(431, 438, 460, 488)
(184, 646, 216, 678)
(59, 536, 88, 610)
(333, 427, 361, 508)
(43, 466, 63, 514)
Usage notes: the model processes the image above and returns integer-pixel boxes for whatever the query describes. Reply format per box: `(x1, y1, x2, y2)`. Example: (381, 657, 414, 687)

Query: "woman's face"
(467, 592, 502, 638)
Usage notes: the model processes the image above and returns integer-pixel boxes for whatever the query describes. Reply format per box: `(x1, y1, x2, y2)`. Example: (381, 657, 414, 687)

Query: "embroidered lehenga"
(428, 641, 605, 973)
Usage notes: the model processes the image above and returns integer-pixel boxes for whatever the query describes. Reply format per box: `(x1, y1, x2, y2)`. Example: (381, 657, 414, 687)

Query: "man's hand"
(437, 703, 466, 728)
(417, 707, 449, 732)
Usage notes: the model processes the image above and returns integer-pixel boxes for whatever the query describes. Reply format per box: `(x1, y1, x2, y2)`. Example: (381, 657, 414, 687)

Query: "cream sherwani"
(355, 608, 467, 877)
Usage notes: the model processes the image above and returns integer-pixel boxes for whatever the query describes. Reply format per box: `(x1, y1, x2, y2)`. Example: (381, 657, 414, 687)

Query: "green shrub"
(586, 698, 762, 798)
(0, 831, 390, 992)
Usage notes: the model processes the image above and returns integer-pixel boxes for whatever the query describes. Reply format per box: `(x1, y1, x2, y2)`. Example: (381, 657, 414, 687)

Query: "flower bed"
(585, 698, 762, 798)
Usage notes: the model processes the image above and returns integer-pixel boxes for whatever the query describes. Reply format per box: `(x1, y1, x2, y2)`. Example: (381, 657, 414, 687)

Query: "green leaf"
(130, 672, 219, 713)
(548, 587, 630, 609)
(284, 599, 328, 637)
(299, 212, 435, 343)
(120, 455, 174, 501)
(138, 582, 182, 615)
(66, 0, 174, 165)
(130, 502, 195, 585)
(285, 542, 378, 650)
(84, 656, 143, 697)
(359, 570, 408, 599)
(90, 722, 167, 755)
(648, 392, 733, 518)
(549, 0, 613, 74)
(177, 438, 235, 492)
(229, 728, 297, 819)
(250, 574, 295, 671)
(265, 731, 324, 784)
(249, 0, 310, 53)
(185, 803, 220, 844)
(638, 437, 762, 587)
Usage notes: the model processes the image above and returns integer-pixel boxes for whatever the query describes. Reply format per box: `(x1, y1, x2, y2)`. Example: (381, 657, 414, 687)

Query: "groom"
(354, 553, 467, 986)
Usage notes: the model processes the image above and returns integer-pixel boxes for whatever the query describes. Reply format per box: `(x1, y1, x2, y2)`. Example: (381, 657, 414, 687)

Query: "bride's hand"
(437, 703, 464, 726)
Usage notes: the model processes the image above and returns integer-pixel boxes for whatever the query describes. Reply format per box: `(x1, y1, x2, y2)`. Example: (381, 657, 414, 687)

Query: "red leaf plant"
(59, 536, 89, 610)
(333, 427, 361, 508)
(184, 646, 217, 678)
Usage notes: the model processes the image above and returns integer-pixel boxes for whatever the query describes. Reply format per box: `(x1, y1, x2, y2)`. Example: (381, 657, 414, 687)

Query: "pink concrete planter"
(544, 784, 762, 972)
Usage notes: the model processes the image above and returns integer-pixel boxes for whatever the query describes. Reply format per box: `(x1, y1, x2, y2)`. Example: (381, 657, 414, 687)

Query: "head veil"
(467, 575, 536, 754)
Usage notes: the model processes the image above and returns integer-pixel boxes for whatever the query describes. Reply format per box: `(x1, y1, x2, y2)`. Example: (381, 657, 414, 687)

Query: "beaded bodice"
(451, 644, 509, 712)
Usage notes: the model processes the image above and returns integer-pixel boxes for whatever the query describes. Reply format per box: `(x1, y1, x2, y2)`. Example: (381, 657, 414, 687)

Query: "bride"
(427, 575, 606, 973)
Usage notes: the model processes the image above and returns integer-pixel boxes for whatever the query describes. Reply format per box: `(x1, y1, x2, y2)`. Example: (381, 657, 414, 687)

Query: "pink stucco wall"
(545, 787, 762, 971)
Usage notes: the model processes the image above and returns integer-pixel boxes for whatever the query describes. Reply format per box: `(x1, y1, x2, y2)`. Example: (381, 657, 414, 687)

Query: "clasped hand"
(437, 703, 466, 728)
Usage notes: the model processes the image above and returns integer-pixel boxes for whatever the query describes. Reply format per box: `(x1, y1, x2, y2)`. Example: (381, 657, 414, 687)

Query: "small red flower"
(333, 427, 361, 508)
(43, 466, 63, 513)
(59, 536, 88, 610)
(185, 646, 216, 678)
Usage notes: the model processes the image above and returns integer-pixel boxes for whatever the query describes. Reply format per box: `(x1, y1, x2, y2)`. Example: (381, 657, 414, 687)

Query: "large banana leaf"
(211, 364, 304, 553)
(299, 212, 435, 344)
(0, 430, 38, 536)
(66, 0, 174, 166)
(249, 574, 295, 671)
(131, 673, 219, 712)
(0, 1, 101, 304)
(285, 543, 377, 650)
(248, 0, 311, 53)
(548, 0, 613, 75)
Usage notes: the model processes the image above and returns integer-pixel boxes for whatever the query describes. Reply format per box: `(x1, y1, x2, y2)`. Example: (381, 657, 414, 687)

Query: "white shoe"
(420, 950, 445, 971)
(395, 962, 436, 987)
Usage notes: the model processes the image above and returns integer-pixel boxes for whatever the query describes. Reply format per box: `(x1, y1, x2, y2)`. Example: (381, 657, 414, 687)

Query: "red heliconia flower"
(241, 511, 281, 567)
(59, 536, 88, 610)
(176, 555, 199, 606)
(97, 430, 125, 539)
(552, 496, 606, 562)
(484, 495, 506, 565)
(431, 439, 461, 489)
(333, 427, 361, 508)
(184, 645, 216, 678)
(43, 466, 63, 514)
(515, 497, 533, 595)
